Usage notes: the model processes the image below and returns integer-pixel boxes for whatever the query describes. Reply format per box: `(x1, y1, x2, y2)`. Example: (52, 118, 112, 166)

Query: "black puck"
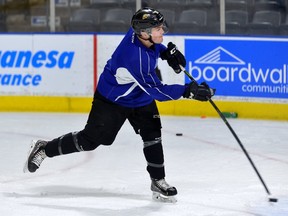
(176, 133, 183, 136)
(268, 198, 278, 203)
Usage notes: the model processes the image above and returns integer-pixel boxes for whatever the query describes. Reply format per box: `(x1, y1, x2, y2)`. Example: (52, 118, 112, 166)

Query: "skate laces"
(151, 178, 177, 196)
(31, 149, 46, 167)
(154, 179, 172, 190)
(31, 141, 47, 167)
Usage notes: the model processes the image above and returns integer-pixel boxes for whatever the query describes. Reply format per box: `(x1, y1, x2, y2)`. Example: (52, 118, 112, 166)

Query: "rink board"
(1, 95, 288, 120)
(1, 34, 288, 120)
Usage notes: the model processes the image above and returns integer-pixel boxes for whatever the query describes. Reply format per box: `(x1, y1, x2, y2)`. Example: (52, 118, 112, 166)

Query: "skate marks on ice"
(3, 185, 163, 216)
(3, 185, 279, 216)
(4, 186, 286, 216)
(0, 113, 287, 215)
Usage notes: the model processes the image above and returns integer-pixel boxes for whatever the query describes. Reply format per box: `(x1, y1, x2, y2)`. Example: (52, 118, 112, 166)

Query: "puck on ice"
(176, 133, 183, 136)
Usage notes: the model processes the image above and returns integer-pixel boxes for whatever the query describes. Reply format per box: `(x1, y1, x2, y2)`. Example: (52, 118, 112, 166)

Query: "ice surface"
(0, 112, 287, 216)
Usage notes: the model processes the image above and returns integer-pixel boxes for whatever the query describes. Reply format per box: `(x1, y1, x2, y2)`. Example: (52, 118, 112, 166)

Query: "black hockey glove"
(183, 81, 216, 101)
(160, 42, 186, 74)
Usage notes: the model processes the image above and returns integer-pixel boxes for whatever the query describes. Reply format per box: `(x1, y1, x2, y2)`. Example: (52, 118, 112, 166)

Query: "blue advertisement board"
(185, 37, 288, 99)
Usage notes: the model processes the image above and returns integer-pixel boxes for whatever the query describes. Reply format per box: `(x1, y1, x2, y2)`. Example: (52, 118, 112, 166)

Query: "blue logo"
(0, 50, 75, 87)
(0, 50, 75, 69)
(194, 47, 245, 65)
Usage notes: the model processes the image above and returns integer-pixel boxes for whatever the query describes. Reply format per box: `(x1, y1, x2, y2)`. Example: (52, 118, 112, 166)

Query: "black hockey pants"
(45, 91, 165, 179)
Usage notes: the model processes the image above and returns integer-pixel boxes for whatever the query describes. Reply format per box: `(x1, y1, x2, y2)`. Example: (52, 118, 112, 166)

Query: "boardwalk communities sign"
(185, 38, 288, 99)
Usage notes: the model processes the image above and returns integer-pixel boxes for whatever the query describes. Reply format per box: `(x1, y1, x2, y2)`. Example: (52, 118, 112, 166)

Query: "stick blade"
(268, 197, 278, 203)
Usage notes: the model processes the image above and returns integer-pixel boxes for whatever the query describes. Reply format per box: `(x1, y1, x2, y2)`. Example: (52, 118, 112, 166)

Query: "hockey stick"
(180, 65, 277, 202)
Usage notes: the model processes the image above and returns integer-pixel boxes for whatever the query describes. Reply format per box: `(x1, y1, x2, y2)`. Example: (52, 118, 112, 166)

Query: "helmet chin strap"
(138, 34, 155, 44)
(138, 28, 155, 44)
(148, 35, 154, 44)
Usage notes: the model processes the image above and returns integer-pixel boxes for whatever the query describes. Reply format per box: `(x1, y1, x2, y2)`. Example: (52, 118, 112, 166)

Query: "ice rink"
(0, 112, 287, 216)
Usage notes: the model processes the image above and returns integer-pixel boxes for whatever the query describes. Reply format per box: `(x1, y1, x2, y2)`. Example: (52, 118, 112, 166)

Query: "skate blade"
(152, 192, 177, 203)
(23, 140, 37, 173)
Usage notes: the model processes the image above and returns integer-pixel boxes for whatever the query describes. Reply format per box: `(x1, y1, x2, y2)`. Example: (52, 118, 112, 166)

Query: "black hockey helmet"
(131, 7, 168, 35)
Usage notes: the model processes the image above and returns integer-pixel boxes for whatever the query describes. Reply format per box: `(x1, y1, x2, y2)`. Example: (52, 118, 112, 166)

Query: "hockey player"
(24, 7, 215, 202)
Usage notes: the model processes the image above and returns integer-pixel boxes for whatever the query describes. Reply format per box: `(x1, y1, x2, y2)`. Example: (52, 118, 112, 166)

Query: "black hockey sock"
(143, 139, 165, 179)
(45, 132, 81, 157)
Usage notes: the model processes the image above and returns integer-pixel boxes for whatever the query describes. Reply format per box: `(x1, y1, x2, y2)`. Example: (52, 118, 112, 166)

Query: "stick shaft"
(182, 67, 271, 195)
(208, 98, 271, 195)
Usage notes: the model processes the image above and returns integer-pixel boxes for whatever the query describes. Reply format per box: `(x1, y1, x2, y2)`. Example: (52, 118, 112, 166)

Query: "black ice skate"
(151, 178, 177, 203)
(23, 140, 47, 173)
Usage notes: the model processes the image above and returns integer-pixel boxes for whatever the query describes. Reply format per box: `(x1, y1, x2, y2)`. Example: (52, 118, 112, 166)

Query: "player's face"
(150, 25, 165, 44)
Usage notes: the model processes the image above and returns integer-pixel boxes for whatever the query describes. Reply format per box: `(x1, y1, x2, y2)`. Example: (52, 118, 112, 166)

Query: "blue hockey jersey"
(97, 28, 186, 108)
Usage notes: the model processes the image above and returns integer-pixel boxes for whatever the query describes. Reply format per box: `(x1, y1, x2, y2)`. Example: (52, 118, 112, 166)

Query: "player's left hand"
(183, 81, 216, 101)
(160, 42, 186, 74)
